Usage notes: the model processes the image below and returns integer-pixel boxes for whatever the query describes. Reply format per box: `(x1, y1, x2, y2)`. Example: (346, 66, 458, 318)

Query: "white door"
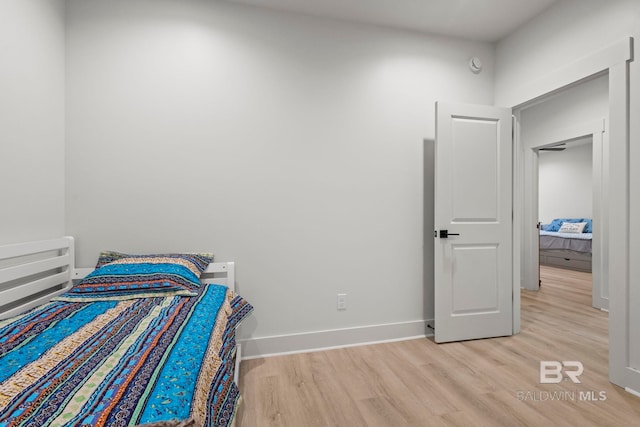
(434, 102, 513, 343)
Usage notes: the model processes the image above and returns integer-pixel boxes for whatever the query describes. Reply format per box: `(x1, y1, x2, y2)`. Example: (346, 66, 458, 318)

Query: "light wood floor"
(236, 266, 640, 426)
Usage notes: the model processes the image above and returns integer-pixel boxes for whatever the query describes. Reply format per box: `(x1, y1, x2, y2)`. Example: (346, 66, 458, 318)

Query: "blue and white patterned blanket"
(0, 284, 252, 427)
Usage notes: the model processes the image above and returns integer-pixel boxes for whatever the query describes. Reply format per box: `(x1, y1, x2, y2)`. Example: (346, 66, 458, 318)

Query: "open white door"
(434, 102, 513, 343)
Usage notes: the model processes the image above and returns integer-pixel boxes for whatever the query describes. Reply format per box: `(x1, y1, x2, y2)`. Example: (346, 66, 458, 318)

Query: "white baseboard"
(239, 319, 433, 359)
(625, 387, 640, 398)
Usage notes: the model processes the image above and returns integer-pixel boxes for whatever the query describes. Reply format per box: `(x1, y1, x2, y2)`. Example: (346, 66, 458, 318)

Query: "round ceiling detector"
(469, 56, 482, 73)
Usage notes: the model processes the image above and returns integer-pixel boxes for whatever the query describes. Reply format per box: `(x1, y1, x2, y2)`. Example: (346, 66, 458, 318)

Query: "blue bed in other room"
(539, 218, 592, 272)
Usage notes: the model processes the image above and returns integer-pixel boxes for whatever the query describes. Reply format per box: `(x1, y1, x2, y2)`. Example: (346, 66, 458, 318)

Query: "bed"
(0, 237, 252, 427)
(539, 218, 592, 272)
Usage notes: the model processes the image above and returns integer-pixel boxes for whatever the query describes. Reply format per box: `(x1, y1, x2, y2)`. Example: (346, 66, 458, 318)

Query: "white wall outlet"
(337, 293, 347, 310)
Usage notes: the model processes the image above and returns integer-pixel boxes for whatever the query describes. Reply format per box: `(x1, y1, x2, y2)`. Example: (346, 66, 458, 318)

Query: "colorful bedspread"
(0, 284, 252, 427)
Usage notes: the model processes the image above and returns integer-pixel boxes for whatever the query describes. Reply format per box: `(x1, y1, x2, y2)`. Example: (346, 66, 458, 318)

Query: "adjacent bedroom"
(538, 139, 594, 274)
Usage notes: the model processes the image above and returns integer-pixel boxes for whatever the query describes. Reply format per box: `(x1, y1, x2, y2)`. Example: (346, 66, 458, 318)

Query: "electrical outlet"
(337, 293, 347, 310)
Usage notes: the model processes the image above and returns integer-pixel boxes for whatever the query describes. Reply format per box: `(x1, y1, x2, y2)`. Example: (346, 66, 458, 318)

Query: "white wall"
(538, 140, 592, 224)
(495, 0, 640, 107)
(0, 0, 66, 245)
(65, 0, 494, 352)
(519, 74, 609, 144)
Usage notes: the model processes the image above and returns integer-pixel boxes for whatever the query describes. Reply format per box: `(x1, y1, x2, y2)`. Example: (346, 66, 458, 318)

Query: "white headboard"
(0, 236, 75, 320)
(0, 237, 235, 320)
(200, 262, 235, 290)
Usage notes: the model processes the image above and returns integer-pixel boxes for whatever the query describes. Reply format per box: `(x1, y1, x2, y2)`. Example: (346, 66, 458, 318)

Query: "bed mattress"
(539, 230, 592, 253)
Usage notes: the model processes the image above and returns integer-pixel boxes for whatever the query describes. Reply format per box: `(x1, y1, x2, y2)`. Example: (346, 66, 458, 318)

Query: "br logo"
(540, 361, 584, 384)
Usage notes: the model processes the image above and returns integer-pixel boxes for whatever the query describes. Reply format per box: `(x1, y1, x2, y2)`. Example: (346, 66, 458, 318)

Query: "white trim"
(239, 320, 431, 359)
(529, 119, 605, 148)
(608, 58, 634, 389)
(501, 38, 632, 108)
(242, 336, 428, 360)
(512, 112, 521, 334)
(591, 120, 608, 310)
(625, 387, 640, 399)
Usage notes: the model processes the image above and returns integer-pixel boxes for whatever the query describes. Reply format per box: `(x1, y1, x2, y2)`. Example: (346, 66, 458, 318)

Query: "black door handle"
(439, 230, 460, 238)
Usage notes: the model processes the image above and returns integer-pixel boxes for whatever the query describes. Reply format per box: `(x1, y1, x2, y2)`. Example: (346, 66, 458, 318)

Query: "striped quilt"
(0, 284, 252, 427)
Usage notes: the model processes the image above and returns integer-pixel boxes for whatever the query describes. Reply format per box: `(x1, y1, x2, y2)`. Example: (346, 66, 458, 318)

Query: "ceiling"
(222, 0, 559, 42)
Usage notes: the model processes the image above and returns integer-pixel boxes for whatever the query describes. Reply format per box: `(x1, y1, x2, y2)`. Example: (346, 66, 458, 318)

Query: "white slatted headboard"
(200, 262, 235, 290)
(0, 236, 75, 320)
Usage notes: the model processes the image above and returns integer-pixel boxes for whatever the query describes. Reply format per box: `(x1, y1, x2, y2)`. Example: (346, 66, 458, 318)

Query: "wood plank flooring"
(236, 266, 640, 426)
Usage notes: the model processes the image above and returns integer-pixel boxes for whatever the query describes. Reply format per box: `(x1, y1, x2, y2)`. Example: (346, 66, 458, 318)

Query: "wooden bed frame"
(0, 236, 242, 384)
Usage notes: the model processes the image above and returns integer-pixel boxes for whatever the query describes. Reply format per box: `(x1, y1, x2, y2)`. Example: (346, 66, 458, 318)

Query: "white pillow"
(558, 222, 587, 233)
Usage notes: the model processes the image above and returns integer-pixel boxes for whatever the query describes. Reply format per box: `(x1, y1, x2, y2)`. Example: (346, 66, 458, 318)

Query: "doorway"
(526, 111, 607, 311)
(514, 72, 608, 309)
(536, 133, 607, 310)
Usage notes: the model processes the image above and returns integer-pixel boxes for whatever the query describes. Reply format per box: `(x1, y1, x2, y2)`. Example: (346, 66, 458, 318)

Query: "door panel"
(451, 244, 499, 314)
(451, 118, 499, 221)
(435, 102, 513, 343)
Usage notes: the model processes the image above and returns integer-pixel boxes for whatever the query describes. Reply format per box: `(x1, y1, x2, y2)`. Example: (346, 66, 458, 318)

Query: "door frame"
(521, 118, 607, 311)
(509, 37, 634, 389)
